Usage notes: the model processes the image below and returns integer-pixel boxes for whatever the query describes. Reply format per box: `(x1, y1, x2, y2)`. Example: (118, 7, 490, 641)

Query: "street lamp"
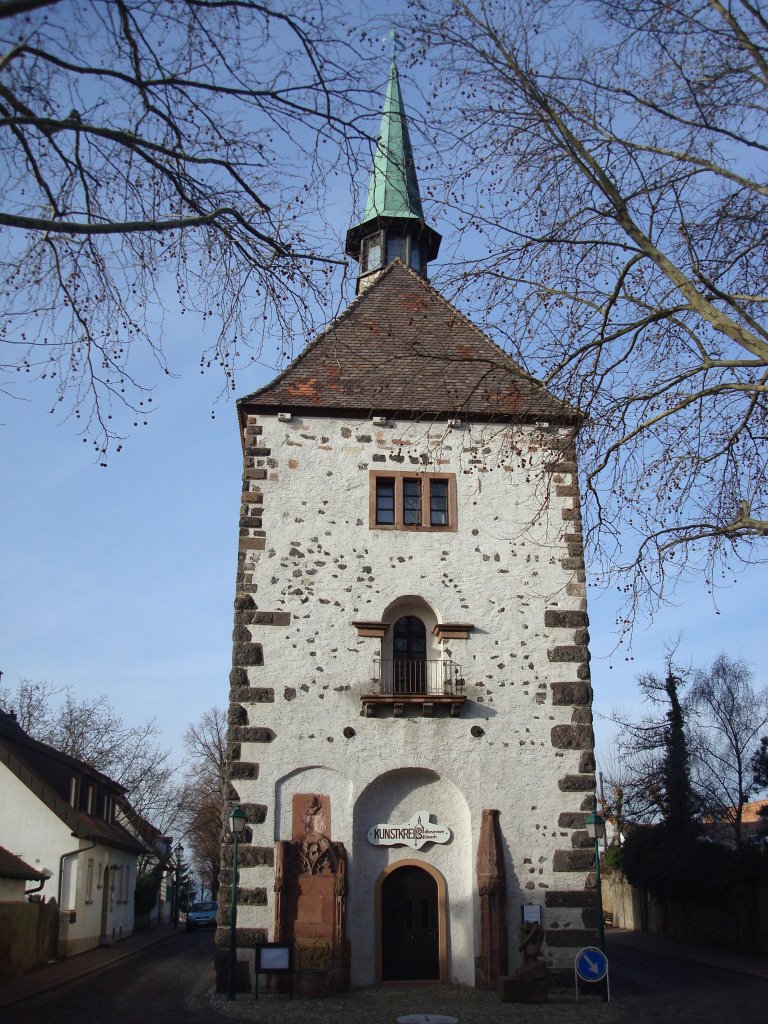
(227, 805, 247, 1001)
(584, 811, 606, 953)
(173, 843, 184, 930)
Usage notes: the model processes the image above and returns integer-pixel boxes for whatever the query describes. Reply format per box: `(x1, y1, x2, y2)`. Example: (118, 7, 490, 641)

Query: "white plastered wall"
(230, 413, 592, 983)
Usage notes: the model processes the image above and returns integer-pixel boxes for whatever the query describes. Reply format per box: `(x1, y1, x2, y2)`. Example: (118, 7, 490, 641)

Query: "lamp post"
(584, 811, 606, 953)
(173, 843, 184, 930)
(227, 805, 247, 1001)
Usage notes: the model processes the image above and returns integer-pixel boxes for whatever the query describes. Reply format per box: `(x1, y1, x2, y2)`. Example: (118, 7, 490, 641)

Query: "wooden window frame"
(369, 471, 457, 532)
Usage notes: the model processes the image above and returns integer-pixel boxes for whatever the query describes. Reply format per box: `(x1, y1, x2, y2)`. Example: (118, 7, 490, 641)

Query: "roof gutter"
(58, 838, 96, 911)
(25, 870, 51, 897)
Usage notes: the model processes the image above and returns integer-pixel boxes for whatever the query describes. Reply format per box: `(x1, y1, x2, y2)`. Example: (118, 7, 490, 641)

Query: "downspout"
(58, 839, 97, 911)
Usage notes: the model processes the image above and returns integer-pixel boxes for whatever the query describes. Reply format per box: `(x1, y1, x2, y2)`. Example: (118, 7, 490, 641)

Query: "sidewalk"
(0, 923, 180, 1008)
(606, 928, 768, 981)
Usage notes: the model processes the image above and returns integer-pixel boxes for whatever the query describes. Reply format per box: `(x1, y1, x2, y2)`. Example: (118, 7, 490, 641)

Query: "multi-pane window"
(371, 473, 456, 531)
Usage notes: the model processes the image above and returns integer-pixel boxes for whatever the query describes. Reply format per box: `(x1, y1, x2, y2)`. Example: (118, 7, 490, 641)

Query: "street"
(2, 929, 766, 1024)
(606, 936, 768, 1024)
(1, 930, 228, 1024)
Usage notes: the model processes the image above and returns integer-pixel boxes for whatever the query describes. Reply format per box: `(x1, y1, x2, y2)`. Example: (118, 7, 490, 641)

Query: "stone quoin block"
(232, 642, 264, 666)
(238, 537, 266, 551)
(544, 609, 589, 629)
(227, 704, 247, 726)
(229, 726, 275, 743)
(558, 774, 596, 792)
(548, 645, 590, 663)
(230, 686, 275, 703)
(552, 849, 596, 872)
(239, 803, 268, 824)
(557, 812, 589, 829)
(221, 845, 274, 869)
(550, 725, 593, 750)
(582, 908, 601, 929)
(578, 751, 596, 773)
(228, 762, 259, 781)
(237, 887, 268, 906)
(550, 682, 592, 706)
(214, 926, 268, 949)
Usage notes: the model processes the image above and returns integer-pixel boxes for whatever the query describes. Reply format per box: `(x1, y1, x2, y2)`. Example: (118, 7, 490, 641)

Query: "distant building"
(218, 61, 597, 992)
(702, 798, 768, 847)
(0, 709, 146, 956)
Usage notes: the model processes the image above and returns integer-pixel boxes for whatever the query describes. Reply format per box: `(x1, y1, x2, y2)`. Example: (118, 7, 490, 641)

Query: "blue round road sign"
(575, 946, 608, 983)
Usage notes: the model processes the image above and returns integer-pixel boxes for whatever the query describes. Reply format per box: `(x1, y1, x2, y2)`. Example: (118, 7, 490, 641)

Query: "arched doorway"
(393, 615, 426, 693)
(377, 861, 446, 982)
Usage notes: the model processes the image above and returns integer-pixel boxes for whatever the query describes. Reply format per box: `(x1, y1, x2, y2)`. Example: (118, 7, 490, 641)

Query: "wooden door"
(381, 866, 439, 981)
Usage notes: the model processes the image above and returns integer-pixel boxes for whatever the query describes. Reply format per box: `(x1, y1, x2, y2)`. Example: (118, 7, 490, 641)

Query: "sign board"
(367, 811, 451, 850)
(522, 904, 542, 924)
(255, 942, 294, 1001)
(258, 944, 292, 971)
(575, 946, 608, 983)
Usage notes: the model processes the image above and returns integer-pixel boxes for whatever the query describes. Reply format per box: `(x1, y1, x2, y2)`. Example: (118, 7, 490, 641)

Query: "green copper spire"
(345, 58, 441, 289)
(362, 60, 425, 223)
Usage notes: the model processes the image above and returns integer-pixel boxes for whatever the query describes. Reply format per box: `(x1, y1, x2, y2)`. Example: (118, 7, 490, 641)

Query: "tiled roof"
(238, 262, 579, 424)
(0, 711, 147, 856)
(0, 844, 47, 881)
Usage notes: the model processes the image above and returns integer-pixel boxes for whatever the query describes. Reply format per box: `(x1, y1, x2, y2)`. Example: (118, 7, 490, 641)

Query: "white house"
(217, 61, 597, 993)
(0, 709, 146, 957)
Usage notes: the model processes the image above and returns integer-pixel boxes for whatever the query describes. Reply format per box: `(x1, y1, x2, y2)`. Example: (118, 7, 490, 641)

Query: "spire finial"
(383, 29, 400, 58)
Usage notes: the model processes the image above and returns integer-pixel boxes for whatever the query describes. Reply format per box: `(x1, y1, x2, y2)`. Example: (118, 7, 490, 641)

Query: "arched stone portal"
(350, 767, 473, 987)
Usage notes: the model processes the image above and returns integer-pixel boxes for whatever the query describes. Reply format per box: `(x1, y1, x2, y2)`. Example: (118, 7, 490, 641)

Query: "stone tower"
(216, 61, 597, 994)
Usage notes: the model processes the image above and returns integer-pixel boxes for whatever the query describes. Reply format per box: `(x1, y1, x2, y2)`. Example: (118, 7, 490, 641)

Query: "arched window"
(393, 616, 426, 693)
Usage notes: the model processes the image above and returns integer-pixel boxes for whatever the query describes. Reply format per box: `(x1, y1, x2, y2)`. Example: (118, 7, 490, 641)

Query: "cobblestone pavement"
(209, 984, 617, 1024)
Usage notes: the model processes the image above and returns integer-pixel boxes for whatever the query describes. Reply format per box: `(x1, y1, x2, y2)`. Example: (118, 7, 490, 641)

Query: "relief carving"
(273, 794, 349, 992)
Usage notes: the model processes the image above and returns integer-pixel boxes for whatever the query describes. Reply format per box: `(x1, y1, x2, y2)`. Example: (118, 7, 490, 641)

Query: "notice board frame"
(254, 942, 293, 1000)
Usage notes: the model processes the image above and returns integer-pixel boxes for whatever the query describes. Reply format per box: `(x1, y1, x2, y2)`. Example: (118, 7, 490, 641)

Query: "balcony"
(361, 659, 467, 717)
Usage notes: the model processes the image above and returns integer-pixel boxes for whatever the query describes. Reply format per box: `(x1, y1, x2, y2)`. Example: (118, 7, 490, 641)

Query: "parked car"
(185, 900, 218, 930)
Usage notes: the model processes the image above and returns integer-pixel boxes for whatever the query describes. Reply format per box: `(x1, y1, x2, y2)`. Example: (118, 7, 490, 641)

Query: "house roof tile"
(238, 262, 579, 424)
(0, 844, 47, 881)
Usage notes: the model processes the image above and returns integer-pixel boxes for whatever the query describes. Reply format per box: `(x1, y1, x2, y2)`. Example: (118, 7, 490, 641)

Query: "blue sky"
(1, 5, 765, 777)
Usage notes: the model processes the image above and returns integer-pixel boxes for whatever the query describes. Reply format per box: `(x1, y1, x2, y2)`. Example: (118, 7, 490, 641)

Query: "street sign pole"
(574, 946, 610, 1003)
